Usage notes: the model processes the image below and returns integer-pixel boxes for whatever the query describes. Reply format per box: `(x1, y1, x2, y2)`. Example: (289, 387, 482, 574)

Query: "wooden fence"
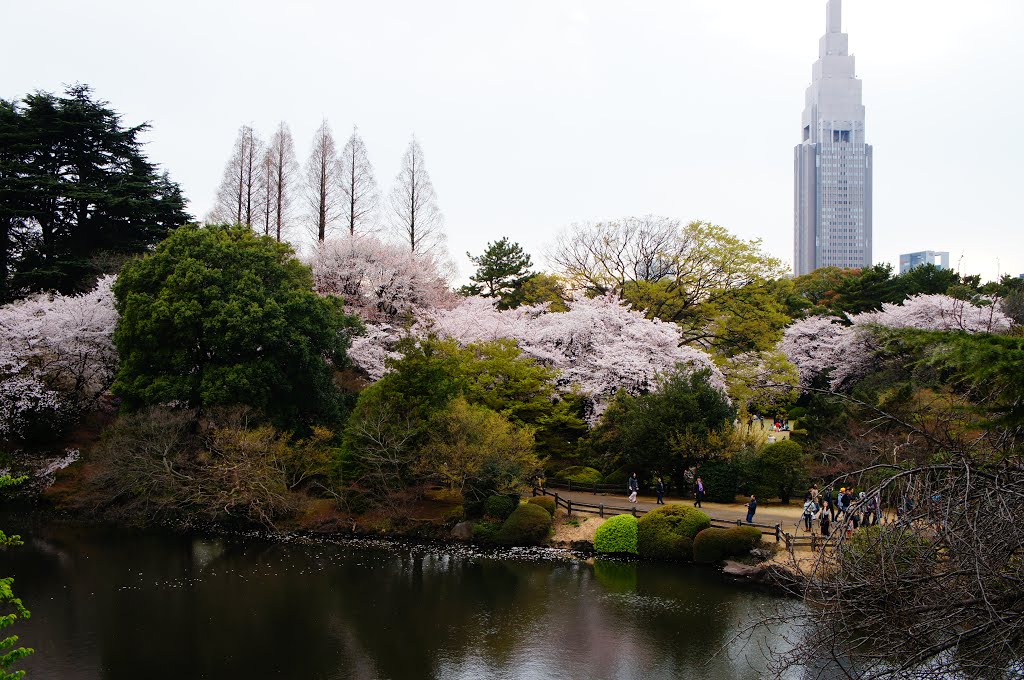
(531, 486, 787, 544)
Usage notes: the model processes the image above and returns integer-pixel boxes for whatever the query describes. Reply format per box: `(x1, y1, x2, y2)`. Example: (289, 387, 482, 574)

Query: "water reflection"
(1, 511, 800, 679)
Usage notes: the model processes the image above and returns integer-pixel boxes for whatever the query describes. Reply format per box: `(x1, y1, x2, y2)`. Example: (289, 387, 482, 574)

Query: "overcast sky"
(5, 0, 1023, 282)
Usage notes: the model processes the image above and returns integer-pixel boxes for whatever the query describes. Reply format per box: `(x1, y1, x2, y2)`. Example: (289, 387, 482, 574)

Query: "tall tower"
(794, 0, 873, 276)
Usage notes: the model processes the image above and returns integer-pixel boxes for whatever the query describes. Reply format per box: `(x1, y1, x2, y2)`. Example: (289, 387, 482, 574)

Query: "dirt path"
(544, 488, 806, 529)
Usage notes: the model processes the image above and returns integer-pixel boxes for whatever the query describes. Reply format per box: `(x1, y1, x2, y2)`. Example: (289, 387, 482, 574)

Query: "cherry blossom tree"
(0, 276, 118, 440)
(310, 234, 456, 324)
(782, 294, 1014, 391)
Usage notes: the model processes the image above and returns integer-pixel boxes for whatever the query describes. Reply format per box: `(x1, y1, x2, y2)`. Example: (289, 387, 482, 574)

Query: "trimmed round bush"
(527, 496, 556, 516)
(603, 468, 630, 488)
(693, 526, 764, 563)
(637, 504, 711, 561)
(496, 503, 552, 546)
(484, 495, 519, 520)
(594, 514, 639, 555)
(555, 466, 603, 485)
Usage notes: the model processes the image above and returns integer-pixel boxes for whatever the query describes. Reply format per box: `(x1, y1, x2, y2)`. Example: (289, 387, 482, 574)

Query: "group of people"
(800, 484, 881, 536)
(626, 473, 706, 508)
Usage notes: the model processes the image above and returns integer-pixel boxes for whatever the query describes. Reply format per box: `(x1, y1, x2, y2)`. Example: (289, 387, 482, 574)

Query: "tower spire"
(827, 0, 842, 34)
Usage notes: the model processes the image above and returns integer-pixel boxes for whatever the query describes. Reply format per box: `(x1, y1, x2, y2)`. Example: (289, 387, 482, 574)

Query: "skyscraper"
(794, 0, 873, 276)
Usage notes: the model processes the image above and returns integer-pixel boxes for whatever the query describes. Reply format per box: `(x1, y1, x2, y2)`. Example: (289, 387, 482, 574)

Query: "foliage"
(459, 237, 534, 309)
(586, 369, 735, 486)
(740, 440, 806, 504)
(417, 398, 538, 507)
(594, 513, 639, 555)
(471, 519, 501, 544)
(549, 217, 789, 353)
(526, 496, 555, 516)
(637, 504, 711, 561)
(112, 224, 361, 430)
(554, 466, 603, 485)
(696, 458, 740, 503)
(496, 502, 552, 546)
(517, 273, 569, 312)
(0, 85, 189, 303)
(0, 474, 32, 680)
(484, 494, 519, 520)
(692, 526, 763, 563)
(311, 234, 454, 324)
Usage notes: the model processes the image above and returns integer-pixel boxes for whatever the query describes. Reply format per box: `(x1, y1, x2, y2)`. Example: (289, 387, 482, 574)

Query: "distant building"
(794, 0, 873, 276)
(899, 251, 950, 274)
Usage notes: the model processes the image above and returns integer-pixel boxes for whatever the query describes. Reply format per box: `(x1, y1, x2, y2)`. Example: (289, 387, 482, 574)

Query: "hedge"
(555, 466, 603, 485)
(496, 503, 552, 546)
(692, 526, 764, 563)
(527, 496, 556, 516)
(637, 504, 711, 561)
(594, 514, 639, 555)
(484, 495, 519, 520)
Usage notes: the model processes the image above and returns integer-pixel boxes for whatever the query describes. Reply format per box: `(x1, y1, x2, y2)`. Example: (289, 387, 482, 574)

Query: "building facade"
(899, 251, 950, 274)
(794, 0, 873, 276)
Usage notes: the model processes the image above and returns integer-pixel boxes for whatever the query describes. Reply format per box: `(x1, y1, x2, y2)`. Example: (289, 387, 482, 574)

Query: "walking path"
(550, 488, 805, 528)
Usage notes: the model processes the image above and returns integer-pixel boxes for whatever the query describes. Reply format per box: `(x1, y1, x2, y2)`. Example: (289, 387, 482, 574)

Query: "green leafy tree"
(0, 85, 190, 302)
(517, 272, 569, 312)
(1, 474, 32, 680)
(112, 223, 361, 430)
(587, 369, 735, 486)
(738, 439, 807, 504)
(459, 237, 534, 309)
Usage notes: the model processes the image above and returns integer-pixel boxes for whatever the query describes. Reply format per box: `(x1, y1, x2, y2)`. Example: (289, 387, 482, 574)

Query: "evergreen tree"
(0, 85, 190, 302)
(460, 237, 534, 309)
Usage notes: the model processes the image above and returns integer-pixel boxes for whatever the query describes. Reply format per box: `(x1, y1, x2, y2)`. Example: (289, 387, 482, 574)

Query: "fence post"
(532, 487, 538, 497)
(775, 524, 781, 543)
(599, 504, 604, 518)
(631, 505, 638, 517)
(567, 500, 573, 516)
(555, 493, 561, 511)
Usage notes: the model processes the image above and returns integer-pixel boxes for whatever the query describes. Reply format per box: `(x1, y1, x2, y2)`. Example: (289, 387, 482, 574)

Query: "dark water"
(1, 510, 800, 680)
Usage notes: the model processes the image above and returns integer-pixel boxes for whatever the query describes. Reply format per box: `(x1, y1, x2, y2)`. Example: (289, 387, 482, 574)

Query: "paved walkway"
(548, 488, 805, 528)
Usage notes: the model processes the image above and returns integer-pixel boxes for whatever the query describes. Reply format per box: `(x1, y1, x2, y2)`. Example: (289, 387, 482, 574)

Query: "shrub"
(603, 468, 630, 488)
(496, 503, 552, 546)
(484, 495, 519, 520)
(555, 466, 603, 485)
(594, 514, 639, 555)
(472, 519, 501, 543)
(692, 526, 764, 563)
(527, 496, 556, 516)
(696, 458, 739, 503)
(637, 504, 711, 561)
(443, 505, 464, 525)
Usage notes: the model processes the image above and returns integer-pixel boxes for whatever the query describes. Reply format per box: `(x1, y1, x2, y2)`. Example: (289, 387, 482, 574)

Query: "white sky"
(5, 0, 1023, 283)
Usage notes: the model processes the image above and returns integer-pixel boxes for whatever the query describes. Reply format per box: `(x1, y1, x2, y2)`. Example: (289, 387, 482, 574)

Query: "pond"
(1, 510, 801, 679)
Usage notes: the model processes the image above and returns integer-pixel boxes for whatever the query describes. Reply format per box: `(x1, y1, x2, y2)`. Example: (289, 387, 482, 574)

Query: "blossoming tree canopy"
(310, 234, 456, 324)
(781, 294, 1014, 390)
(0, 276, 118, 439)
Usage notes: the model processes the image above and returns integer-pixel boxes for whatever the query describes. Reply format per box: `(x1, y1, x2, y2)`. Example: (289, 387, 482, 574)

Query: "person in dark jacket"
(820, 502, 831, 537)
(628, 472, 639, 504)
(655, 477, 665, 505)
(694, 477, 706, 508)
(746, 495, 757, 523)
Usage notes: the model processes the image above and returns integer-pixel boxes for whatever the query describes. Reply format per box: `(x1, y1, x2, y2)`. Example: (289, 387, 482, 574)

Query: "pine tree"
(460, 237, 534, 308)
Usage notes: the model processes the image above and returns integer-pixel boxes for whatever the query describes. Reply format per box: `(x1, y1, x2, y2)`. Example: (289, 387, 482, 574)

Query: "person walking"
(820, 502, 831, 537)
(745, 495, 757, 524)
(802, 497, 818, 532)
(655, 477, 665, 505)
(694, 477, 706, 508)
(628, 472, 639, 504)
(823, 487, 835, 521)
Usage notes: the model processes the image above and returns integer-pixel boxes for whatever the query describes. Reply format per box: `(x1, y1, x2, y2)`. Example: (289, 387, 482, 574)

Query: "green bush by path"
(527, 496, 556, 516)
(554, 466, 603, 485)
(692, 526, 764, 563)
(594, 514, 639, 555)
(496, 503, 552, 546)
(637, 504, 711, 561)
(484, 495, 519, 520)
(696, 458, 739, 503)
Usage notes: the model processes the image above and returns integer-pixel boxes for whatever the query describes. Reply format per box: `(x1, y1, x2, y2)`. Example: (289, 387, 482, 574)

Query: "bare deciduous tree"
(304, 119, 342, 243)
(266, 122, 298, 242)
(210, 125, 263, 227)
(337, 127, 379, 236)
(389, 137, 445, 254)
